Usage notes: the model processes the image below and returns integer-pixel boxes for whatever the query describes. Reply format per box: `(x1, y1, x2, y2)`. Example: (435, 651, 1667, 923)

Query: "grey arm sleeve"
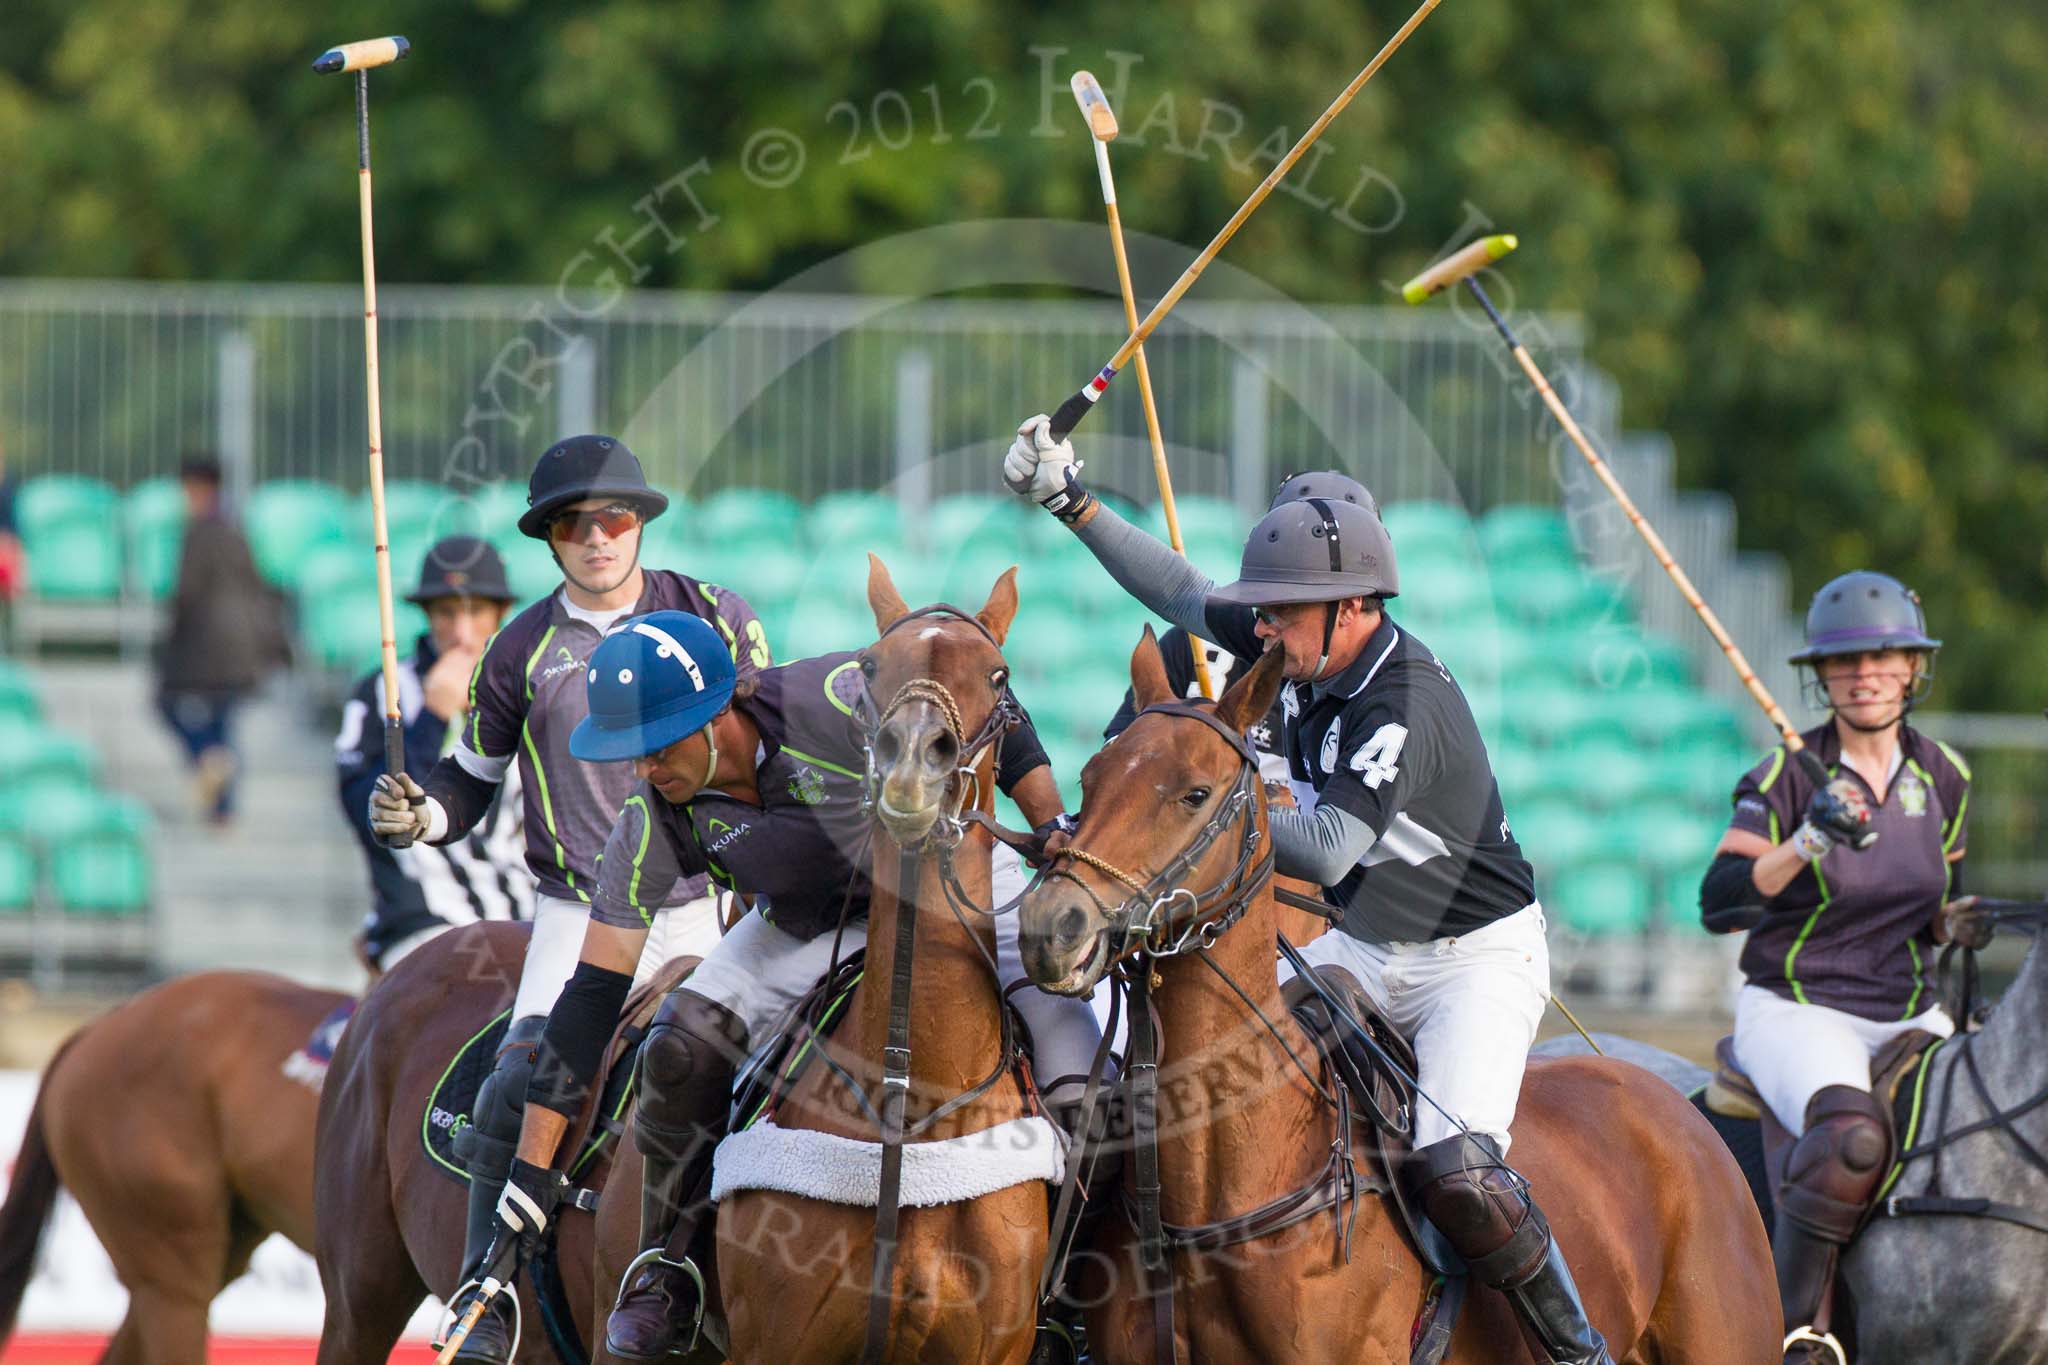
(1071, 502, 1216, 640)
(1270, 802, 1379, 888)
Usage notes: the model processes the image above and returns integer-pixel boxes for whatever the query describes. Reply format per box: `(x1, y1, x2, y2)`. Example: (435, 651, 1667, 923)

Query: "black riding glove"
(1789, 777, 1874, 858)
(480, 1158, 568, 1283)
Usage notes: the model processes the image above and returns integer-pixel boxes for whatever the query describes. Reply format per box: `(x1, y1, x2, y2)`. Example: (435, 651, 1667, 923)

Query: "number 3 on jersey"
(1346, 723, 1409, 789)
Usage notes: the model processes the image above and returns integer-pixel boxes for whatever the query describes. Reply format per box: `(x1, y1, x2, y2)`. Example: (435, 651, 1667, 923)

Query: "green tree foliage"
(0, 0, 2041, 706)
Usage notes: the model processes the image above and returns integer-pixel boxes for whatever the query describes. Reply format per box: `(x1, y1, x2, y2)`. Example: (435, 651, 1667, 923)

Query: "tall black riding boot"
(1773, 1086, 1891, 1365)
(1402, 1133, 1615, 1365)
(605, 989, 746, 1363)
(442, 1014, 547, 1365)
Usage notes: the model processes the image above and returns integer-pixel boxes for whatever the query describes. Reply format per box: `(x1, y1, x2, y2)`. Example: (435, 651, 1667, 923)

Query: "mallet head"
(1070, 71, 1118, 141)
(312, 36, 411, 74)
(1400, 233, 1517, 304)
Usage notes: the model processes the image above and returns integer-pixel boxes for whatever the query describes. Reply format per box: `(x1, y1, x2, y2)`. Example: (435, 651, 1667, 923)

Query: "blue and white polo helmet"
(569, 610, 736, 762)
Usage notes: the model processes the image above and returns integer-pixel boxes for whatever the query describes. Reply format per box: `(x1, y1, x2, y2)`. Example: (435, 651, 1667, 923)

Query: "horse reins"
(1883, 900, 2048, 1237)
(835, 604, 1036, 1365)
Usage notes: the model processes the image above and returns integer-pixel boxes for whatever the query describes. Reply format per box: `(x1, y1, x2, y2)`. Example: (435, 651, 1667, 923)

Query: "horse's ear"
(975, 566, 1019, 646)
(1217, 645, 1285, 735)
(867, 553, 910, 633)
(1130, 624, 1174, 710)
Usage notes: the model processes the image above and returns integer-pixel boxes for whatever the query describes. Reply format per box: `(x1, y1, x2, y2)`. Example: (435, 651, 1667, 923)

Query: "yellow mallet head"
(1400, 233, 1518, 304)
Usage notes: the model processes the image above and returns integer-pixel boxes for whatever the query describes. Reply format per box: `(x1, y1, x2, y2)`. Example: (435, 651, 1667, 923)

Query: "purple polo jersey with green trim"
(1731, 722, 1969, 1021)
(461, 570, 771, 905)
(593, 650, 1051, 941)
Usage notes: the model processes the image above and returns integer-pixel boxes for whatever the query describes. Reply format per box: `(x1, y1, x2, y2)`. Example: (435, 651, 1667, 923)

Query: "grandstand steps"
(33, 660, 362, 991)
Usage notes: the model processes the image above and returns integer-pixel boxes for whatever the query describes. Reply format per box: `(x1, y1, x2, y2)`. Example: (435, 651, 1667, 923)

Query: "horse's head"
(1020, 626, 1285, 995)
(859, 552, 1020, 849)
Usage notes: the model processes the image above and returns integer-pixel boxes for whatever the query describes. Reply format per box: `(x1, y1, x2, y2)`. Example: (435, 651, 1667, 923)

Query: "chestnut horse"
(0, 971, 347, 1365)
(696, 559, 1048, 1363)
(1017, 631, 1780, 1364)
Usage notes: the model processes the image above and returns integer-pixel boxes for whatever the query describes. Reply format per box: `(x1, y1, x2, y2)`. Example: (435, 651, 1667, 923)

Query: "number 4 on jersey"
(1347, 723, 1408, 789)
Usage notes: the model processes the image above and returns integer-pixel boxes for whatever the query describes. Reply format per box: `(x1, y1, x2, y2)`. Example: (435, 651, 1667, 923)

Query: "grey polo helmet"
(1268, 469, 1381, 518)
(1789, 570, 1940, 713)
(1211, 496, 1399, 608)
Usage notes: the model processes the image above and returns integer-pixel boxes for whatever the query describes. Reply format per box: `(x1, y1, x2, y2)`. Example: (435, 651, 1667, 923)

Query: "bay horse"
(699, 558, 1049, 1363)
(1016, 630, 1781, 1363)
(0, 970, 346, 1365)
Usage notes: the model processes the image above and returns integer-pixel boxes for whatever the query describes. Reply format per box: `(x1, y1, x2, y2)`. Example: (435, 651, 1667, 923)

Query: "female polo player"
(1700, 570, 1968, 1365)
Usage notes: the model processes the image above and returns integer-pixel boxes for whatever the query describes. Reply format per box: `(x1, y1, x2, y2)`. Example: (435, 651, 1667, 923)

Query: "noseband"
(855, 604, 1021, 852)
(1049, 701, 1273, 960)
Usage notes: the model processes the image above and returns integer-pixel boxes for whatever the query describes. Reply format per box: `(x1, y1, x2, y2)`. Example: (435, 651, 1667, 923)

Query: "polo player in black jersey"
(1004, 416, 1615, 1365)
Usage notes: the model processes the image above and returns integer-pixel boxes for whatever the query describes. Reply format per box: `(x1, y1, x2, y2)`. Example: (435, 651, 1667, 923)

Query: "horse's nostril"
(1054, 906, 1089, 948)
(875, 729, 901, 766)
(925, 731, 958, 770)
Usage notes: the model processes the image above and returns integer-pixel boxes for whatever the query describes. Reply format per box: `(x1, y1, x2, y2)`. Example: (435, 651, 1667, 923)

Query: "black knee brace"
(458, 1014, 547, 1177)
(1402, 1132, 1550, 1287)
(633, 990, 748, 1160)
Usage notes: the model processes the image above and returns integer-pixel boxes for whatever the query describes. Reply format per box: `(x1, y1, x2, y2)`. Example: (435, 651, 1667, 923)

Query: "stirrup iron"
(433, 1276, 523, 1361)
(1783, 1325, 1847, 1365)
(614, 1247, 707, 1356)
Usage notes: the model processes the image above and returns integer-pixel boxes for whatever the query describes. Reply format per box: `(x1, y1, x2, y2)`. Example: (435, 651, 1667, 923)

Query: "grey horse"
(1544, 927, 2048, 1363)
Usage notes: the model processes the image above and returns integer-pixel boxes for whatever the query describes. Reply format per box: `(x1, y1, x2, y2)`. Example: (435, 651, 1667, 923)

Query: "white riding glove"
(369, 771, 433, 849)
(1002, 414, 1088, 516)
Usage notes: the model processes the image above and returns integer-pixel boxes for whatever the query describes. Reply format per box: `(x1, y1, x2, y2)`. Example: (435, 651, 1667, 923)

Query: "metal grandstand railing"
(0, 279, 1603, 518)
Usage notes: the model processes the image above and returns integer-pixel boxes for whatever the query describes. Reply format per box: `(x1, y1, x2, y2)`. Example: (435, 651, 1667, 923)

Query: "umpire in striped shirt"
(337, 535, 535, 974)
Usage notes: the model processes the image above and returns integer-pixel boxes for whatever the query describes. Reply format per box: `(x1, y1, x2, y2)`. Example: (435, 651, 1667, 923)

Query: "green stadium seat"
(1503, 687, 1630, 752)
(490, 531, 564, 607)
(0, 726, 96, 787)
(1384, 499, 1475, 552)
(122, 478, 188, 600)
(1548, 859, 1651, 935)
(1163, 495, 1241, 547)
(360, 480, 450, 546)
(41, 797, 152, 915)
(300, 584, 428, 674)
(1558, 740, 1660, 810)
(1397, 551, 1492, 624)
(1492, 744, 1546, 813)
(247, 481, 351, 590)
(1004, 616, 1098, 685)
(0, 665, 40, 728)
(1574, 631, 1693, 692)
(295, 542, 374, 604)
(701, 488, 803, 544)
(804, 490, 901, 546)
(926, 494, 1028, 549)
(475, 481, 532, 533)
(1478, 503, 1577, 568)
(18, 476, 122, 600)
(1508, 797, 1603, 873)
(0, 830, 34, 913)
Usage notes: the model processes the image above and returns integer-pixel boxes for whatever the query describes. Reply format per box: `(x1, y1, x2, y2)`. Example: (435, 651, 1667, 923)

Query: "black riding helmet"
(405, 535, 515, 604)
(1789, 570, 1941, 717)
(517, 434, 670, 540)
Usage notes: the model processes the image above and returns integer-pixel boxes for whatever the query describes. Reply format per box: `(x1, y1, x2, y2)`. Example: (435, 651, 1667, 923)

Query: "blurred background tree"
(0, 0, 2040, 708)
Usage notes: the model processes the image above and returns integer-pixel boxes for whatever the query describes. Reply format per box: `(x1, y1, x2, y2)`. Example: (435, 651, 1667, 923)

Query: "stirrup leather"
(433, 1276, 523, 1361)
(613, 1247, 707, 1356)
(1783, 1325, 1847, 1365)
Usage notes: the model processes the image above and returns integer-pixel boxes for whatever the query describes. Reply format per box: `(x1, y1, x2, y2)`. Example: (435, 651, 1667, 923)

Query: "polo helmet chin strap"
(700, 719, 719, 789)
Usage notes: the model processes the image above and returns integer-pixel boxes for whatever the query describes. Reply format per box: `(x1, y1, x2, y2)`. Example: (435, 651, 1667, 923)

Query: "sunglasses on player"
(547, 502, 642, 543)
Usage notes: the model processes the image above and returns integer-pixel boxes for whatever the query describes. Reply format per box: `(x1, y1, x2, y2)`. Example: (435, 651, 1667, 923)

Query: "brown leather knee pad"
(1777, 1084, 1893, 1244)
(1401, 1133, 1550, 1287)
(633, 989, 748, 1165)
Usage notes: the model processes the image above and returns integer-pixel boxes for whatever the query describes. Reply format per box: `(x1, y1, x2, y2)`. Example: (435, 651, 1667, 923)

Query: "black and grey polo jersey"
(1203, 607, 1536, 943)
(450, 570, 771, 905)
(1731, 722, 1969, 1021)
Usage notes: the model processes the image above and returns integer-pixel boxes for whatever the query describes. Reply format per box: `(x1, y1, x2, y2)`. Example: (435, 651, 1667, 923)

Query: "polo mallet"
(1042, 0, 1443, 443)
(313, 35, 416, 797)
(1401, 235, 1867, 829)
(1071, 70, 1217, 701)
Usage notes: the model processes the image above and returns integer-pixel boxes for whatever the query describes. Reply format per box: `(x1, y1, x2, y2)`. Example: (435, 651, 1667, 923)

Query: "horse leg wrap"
(1774, 1085, 1892, 1335)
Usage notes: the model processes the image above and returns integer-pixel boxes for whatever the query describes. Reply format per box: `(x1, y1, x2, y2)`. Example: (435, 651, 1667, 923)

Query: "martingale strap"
(1127, 966, 1177, 1365)
(862, 846, 923, 1365)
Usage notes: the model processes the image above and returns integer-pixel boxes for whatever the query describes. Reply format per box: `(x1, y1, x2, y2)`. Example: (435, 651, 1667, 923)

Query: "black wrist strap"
(1042, 469, 1095, 526)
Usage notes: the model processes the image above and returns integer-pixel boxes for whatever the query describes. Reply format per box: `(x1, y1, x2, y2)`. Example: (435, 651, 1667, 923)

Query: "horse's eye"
(858, 655, 877, 679)
(1182, 787, 1212, 808)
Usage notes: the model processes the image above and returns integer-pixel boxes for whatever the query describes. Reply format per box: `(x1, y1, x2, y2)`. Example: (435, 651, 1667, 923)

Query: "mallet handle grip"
(1047, 0, 1443, 441)
(312, 36, 411, 74)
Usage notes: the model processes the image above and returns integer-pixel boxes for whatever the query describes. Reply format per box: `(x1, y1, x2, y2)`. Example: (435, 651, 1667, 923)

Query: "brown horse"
(684, 558, 1047, 1363)
(0, 971, 347, 1364)
(1016, 631, 1781, 1364)
(313, 921, 638, 1364)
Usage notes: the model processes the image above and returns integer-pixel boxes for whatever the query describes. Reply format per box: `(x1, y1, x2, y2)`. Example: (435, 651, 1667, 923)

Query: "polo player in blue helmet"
(466, 610, 1101, 1360)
